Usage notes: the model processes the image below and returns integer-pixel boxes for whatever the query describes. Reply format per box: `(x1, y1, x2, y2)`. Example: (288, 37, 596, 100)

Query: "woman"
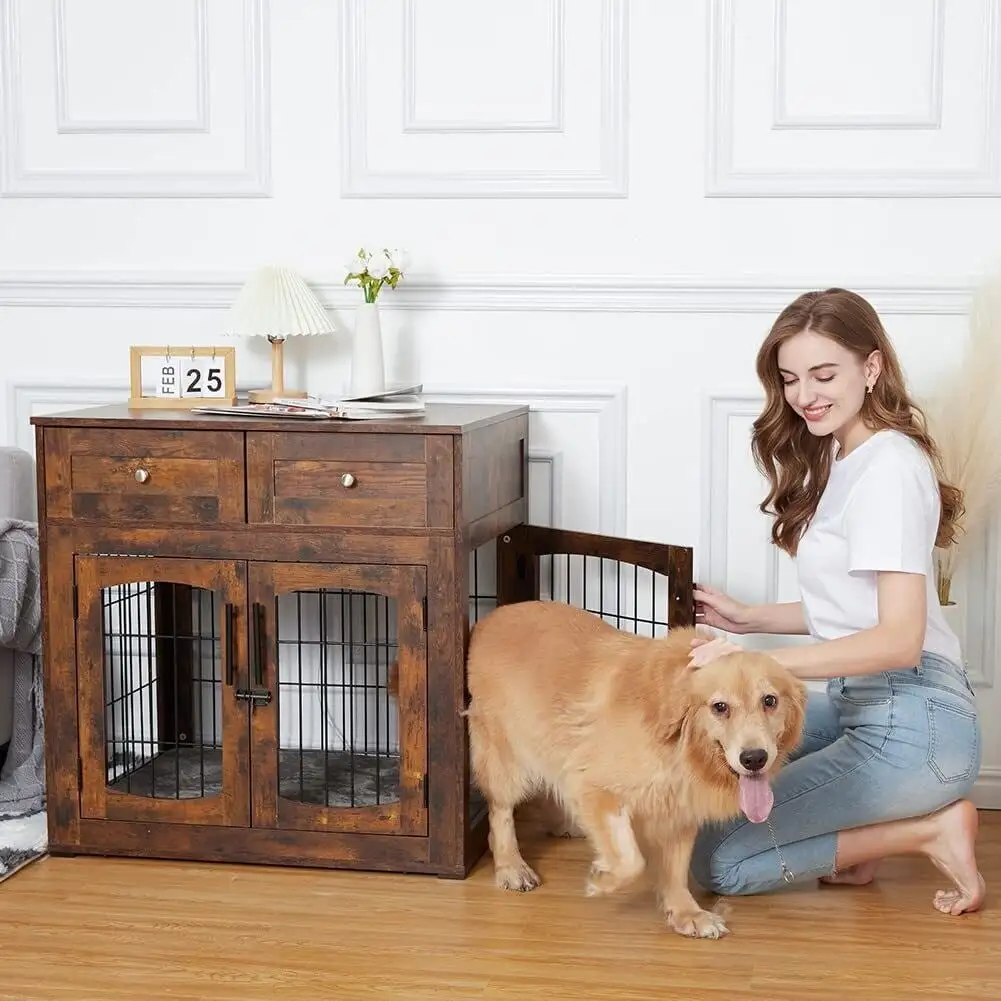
(688, 287, 985, 916)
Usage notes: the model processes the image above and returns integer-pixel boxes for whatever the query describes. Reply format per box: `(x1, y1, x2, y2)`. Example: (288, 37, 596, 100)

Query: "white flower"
(367, 251, 391, 279)
(344, 249, 370, 277)
(388, 248, 410, 272)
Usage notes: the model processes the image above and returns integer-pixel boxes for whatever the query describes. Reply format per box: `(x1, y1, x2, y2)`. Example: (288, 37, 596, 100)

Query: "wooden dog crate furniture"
(31, 402, 694, 877)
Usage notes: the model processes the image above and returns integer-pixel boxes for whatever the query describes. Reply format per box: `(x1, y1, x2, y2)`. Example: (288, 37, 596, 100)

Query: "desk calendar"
(128, 345, 237, 409)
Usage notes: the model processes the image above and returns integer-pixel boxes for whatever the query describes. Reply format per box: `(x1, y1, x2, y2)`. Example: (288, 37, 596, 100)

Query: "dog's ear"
(775, 670, 808, 757)
(652, 666, 700, 745)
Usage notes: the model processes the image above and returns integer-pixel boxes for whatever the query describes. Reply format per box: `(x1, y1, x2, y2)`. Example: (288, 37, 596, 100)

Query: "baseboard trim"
(973, 767, 1001, 810)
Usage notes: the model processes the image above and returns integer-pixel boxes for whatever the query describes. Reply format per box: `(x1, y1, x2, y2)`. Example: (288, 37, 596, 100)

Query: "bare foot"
(820, 861, 879, 886)
(921, 800, 986, 916)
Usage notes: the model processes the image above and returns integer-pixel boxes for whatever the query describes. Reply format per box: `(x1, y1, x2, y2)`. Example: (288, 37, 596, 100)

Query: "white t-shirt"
(796, 428, 963, 666)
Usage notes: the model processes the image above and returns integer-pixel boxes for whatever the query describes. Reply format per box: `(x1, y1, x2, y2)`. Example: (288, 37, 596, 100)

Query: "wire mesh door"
(248, 562, 428, 836)
(493, 524, 695, 630)
(74, 556, 250, 826)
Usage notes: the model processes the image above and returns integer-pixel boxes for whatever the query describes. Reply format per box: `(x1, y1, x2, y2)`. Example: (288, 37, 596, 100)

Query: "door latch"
(235, 687, 272, 707)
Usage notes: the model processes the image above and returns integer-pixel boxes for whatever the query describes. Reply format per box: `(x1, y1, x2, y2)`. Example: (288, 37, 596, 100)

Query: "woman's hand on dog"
(688, 633, 744, 667)
(693, 583, 752, 634)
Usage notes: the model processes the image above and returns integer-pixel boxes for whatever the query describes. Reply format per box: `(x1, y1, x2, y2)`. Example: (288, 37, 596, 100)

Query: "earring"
(866, 381, 874, 394)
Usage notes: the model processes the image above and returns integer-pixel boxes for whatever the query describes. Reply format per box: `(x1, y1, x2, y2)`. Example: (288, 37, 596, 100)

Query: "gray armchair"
(0, 446, 37, 755)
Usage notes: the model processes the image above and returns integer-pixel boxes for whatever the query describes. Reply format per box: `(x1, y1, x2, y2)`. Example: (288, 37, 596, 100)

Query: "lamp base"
(248, 336, 308, 404)
(248, 387, 308, 403)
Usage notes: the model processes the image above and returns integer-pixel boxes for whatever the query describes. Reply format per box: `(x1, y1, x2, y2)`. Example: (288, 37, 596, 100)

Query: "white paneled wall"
(0, 0, 998, 805)
(1, 0, 270, 197)
(340, 0, 627, 197)
(708, 0, 1001, 195)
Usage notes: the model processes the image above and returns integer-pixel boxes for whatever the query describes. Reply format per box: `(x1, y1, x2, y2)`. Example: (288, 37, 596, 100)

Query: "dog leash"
(767, 817, 796, 884)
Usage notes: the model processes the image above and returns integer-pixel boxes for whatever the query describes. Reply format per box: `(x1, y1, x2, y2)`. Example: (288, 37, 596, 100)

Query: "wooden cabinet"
(31, 403, 694, 878)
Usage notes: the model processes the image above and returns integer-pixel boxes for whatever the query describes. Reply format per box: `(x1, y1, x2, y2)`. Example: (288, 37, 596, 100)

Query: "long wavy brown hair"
(751, 288, 963, 556)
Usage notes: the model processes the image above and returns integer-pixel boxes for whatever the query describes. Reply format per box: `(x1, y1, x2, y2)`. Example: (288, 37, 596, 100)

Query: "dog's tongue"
(738, 774, 774, 823)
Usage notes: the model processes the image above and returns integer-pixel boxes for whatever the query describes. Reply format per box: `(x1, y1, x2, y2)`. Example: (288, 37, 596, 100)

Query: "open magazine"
(190, 384, 426, 420)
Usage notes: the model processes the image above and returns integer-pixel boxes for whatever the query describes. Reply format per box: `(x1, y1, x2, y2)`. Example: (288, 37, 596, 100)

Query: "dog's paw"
(585, 859, 644, 897)
(585, 865, 612, 897)
(666, 907, 730, 939)
(495, 862, 542, 892)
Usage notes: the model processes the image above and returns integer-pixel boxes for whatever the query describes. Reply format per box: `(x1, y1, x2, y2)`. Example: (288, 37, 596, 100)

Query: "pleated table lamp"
(225, 265, 334, 402)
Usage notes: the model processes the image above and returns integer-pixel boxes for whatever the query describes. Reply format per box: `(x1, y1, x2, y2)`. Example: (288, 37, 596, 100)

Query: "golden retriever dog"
(464, 599, 807, 939)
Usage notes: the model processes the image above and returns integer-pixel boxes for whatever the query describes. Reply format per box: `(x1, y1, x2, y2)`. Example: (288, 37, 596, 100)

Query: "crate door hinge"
(77, 756, 83, 787)
(422, 772, 429, 809)
(422, 594, 428, 632)
(72, 583, 78, 620)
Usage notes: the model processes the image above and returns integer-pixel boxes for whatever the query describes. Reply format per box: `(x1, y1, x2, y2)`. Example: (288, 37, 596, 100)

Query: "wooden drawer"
(44, 427, 246, 524)
(247, 432, 451, 529)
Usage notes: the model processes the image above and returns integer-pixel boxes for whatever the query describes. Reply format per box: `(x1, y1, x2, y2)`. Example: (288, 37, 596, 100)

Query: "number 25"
(185, 366, 223, 395)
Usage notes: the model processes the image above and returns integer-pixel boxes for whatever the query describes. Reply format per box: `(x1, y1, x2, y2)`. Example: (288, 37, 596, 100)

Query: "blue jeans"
(689, 651, 982, 896)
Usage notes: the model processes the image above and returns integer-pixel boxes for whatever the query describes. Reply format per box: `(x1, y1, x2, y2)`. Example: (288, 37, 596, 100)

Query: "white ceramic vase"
(349, 301, 386, 398)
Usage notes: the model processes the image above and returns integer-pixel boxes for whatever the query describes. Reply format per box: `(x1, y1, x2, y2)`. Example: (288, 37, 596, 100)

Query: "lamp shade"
(224, 265, 334, 339)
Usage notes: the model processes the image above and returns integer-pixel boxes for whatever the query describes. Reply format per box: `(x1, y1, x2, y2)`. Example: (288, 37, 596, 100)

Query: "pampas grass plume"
(921, 271, 1001, 603)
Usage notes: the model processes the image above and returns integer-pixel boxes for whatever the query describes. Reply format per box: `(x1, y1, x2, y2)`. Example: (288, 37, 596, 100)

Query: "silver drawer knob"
(135, 468, 150, 484)
(340, 472, 356, 488)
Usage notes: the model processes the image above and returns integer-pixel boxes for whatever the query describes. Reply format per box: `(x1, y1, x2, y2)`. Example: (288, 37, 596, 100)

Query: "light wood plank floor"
(2, 812, 999, 1000)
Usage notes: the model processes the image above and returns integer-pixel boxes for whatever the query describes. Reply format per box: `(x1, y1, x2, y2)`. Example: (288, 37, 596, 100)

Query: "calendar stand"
(128, 346, 238, 409)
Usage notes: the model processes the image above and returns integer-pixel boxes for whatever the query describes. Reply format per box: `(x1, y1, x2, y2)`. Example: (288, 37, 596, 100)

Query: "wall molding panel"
(401, 0, 565, 135)
(53, 0, 211, 135)
(0, 270, 977, 315)
(701, 395, 763, 596)
(0, 0, 271, 197)
(339, 0, 627, 197)
(529, 449, 564, 529)
(707, 0, 1001, 196)
(772, 0, 946, 131)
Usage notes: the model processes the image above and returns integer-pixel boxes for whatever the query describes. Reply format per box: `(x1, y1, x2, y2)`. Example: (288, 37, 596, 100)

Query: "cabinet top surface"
(29, 402, 529, 434)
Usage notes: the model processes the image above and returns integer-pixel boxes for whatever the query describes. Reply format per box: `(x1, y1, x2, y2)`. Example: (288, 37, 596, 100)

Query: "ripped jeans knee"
(689, 845, 756, 897)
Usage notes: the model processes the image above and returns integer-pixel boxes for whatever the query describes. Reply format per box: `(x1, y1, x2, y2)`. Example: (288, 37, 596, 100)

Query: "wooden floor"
(3, 812, 1000, 1000)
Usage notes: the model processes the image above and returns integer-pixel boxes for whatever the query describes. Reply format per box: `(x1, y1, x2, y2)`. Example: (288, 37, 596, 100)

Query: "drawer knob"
(134, 468, 150, 484)
(340, 472, 357, 489)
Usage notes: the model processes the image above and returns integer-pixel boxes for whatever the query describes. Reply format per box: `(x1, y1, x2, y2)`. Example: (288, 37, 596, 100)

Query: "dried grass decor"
(920, 271, 1001, 605)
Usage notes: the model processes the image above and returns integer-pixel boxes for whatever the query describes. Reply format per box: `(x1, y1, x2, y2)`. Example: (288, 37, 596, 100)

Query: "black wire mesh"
(103, 581, 222, 800)
(468, 541, 672, 636)
(273, 588, 399, 809)
(99, 580, 400, 809)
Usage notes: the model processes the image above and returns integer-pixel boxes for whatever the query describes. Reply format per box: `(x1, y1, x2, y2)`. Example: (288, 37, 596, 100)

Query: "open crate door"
(462, 523, 696, 831)
(492, 524, 695, 634)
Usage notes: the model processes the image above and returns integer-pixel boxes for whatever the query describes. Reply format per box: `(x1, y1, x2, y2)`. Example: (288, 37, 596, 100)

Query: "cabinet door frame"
(74, 555, 251, 827)
(248, 561, 429, 837)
